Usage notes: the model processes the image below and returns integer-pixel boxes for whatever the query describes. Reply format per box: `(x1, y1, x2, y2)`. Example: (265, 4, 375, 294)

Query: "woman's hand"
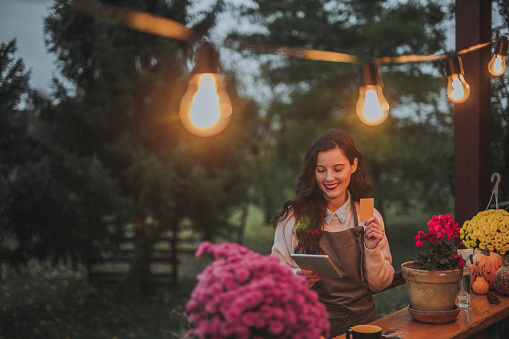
(298, 269, 322, 288)
(364, 216, 384, 250)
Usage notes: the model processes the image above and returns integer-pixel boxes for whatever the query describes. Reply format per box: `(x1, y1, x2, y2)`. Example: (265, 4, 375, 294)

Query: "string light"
(356, 62, 390, 126)
(179, 42, 232, 137)
(73, 0, 191, 41)
(445, 56, 470, 104)
(73, 0, 509, 127)
(488, 37, 508, 76)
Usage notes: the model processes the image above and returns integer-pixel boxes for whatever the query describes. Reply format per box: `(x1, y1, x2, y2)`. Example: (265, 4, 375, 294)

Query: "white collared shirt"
(323, 193, 354, 232)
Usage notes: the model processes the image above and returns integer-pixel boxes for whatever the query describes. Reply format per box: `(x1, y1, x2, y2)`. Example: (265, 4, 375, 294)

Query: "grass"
(0, 205, 430, 338)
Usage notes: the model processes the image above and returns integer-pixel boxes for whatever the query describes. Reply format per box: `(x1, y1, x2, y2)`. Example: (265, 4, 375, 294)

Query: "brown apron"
(312, 200, 377, 337)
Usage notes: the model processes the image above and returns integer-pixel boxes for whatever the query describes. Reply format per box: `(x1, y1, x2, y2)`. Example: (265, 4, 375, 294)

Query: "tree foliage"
(227, 0, 454, 220)
(1, 0, 260, 292)
(0, 39, 32, 238)
(41, 0, 260, 290)
(0, 40, 31, 113)
(5, 0, 509, 294)
(0, 39, 125, 267)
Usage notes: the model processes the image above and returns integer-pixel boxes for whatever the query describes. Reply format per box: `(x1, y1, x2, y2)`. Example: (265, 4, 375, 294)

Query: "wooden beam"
(454, 0, 492, 226)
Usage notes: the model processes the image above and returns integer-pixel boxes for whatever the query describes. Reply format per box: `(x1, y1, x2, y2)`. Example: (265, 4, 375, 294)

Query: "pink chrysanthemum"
(185, 242, 330, 339)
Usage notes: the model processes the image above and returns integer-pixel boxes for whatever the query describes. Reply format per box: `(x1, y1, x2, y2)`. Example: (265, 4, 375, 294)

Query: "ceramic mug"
(346, 324, 382, 339)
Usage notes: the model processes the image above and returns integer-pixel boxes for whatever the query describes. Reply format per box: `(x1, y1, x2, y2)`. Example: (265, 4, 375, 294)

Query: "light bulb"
(179, 73, 232, 137)
(446, 73, 470, 104)
(178, 41, 232, 137)
(445, 56, 470, 104)
(356, 85, 389, 126)
(488, 37, 508, 76)
(356, 61, 389, 126)
(488, 55, 506, 76)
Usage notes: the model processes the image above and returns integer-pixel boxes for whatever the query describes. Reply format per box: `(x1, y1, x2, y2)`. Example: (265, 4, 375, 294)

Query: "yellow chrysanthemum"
(461, 209, 509, 252)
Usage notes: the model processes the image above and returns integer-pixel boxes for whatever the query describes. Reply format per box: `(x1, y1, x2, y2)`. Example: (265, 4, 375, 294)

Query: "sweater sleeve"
(271, 214, 301, 275)
(363, 209, 395, 293)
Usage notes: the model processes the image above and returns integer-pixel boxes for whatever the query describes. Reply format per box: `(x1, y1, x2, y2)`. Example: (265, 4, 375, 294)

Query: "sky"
(0, 0, 55, 96)
(0, 0, 244, 98)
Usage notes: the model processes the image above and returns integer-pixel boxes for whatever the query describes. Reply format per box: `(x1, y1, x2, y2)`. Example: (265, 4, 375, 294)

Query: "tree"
(226, 0, 455, 220)
(0, 39, 123, 271)
(41, 0, 259, 293)
(0, 40, 31, 113)
(0, 39, 32, 259)
(0, 40, 32, 188)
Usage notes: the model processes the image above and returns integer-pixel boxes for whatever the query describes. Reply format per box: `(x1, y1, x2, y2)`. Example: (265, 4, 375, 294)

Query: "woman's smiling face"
(315, 148, 357, 211)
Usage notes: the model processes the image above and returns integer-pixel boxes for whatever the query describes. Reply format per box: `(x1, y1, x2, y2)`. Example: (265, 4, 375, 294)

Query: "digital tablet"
(290, 254, 343, 279)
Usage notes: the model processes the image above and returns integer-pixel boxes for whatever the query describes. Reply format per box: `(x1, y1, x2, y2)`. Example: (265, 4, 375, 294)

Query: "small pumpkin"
(471, 249, 503, 289)
(472, 276, 490, 294)
(494, 260, 509, 296)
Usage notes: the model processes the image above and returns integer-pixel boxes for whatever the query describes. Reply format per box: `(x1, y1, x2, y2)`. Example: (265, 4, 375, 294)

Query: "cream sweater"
(271, 197, 394, 293)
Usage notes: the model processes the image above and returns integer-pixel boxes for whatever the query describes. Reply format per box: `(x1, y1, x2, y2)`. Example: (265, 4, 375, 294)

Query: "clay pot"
(401, 261, 463, 311)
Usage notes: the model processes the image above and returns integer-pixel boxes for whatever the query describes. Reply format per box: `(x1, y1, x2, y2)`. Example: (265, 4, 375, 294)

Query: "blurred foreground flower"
(184, 241, 330, 339)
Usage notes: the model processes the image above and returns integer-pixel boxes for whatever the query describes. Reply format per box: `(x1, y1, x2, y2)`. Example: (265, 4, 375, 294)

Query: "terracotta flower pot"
(401, 261, 463, 311)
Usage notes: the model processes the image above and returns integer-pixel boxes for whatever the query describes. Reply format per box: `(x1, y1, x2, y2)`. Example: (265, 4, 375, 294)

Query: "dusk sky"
(0, 0, 55, 96)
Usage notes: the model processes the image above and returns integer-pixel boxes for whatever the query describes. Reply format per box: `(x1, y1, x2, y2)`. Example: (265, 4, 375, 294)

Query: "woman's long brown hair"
(272, 129, 373, 254)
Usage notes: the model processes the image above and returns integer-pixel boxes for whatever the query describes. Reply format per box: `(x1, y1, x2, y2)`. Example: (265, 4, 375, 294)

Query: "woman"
(271, 129, 394, 337)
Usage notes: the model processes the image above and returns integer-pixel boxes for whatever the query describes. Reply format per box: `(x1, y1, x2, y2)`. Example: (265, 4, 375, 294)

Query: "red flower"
(412, 214, 463, 271)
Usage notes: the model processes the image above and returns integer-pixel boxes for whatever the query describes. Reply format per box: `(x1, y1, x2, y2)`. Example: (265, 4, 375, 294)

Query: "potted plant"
(401, 214, 464, 312)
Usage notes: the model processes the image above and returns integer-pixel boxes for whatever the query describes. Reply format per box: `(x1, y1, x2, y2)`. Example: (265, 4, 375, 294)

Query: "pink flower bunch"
(185, 242, 330, 339)
(413, 214, 464, 271)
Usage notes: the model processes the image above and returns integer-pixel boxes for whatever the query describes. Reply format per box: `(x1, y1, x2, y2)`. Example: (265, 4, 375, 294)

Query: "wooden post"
(454, 0, 492, 226)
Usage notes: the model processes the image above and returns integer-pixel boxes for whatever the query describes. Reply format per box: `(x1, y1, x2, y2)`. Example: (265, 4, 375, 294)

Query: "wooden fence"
(89, 237, 199, 284)
(88, 235, 407, 291)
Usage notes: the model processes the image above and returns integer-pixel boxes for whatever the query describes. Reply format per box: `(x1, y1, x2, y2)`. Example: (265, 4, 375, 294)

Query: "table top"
(333, 291, 509, 339)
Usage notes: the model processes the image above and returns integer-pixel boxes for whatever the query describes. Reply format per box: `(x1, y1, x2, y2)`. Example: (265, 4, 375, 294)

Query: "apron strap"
(351, 199, 365, 282)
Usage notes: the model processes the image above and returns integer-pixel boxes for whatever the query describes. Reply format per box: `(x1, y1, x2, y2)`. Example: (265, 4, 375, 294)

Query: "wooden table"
(334, 291, 509, 339)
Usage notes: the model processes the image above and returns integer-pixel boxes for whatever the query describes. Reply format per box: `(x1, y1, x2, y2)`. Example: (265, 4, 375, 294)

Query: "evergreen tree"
(0, 39, 125, 269)
(0, 39, 32, 251)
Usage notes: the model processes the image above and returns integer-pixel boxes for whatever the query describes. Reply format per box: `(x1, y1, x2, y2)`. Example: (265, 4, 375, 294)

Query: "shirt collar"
(324, 192, 351, 225)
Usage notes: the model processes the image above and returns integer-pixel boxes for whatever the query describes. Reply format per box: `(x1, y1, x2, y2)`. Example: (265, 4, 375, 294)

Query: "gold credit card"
(360, 198, 374, 222)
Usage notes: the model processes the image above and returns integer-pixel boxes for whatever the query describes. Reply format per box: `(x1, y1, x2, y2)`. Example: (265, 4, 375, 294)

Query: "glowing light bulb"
(179, 73, 232, 137)
(446, 73, 470, 104)
(488, 37, 508, 76)
(178, 41, 232, 137)
(445, 56, 470, 104)
(356, 85, 389, 126)
(356, 62, 389, 126)
(488, 55, 506, 76)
